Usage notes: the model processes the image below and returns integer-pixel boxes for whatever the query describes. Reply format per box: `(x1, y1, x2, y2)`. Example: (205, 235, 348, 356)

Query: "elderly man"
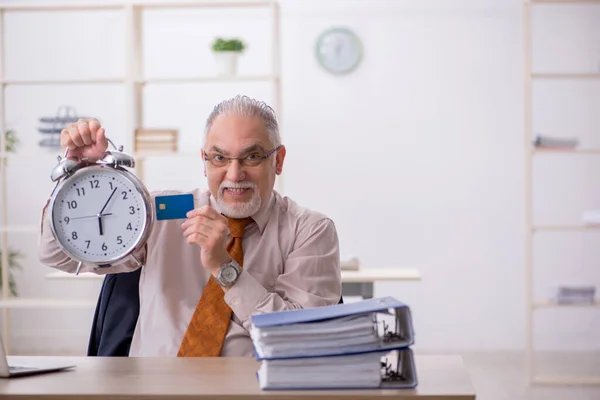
(38, 95, 342, 357)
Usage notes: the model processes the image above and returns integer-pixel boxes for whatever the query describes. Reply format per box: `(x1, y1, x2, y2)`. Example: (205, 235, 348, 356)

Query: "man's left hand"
(181, 205, 231, 275)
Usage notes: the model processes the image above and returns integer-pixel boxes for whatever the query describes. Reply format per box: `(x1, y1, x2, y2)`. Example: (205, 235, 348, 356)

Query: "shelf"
(1, 151, 201, 160)
(0, 152, 61, 159)
(533, 300, 600, 309)
(532, 375, 600, 386)
(134, 151, 199, 159)
(132, 0, 275, 8)
(533, 148, 600, 155)
(0, 2, 124, 11)
(531, 0, 600, 3)
(0, 75, 279, 86)
(1, 77, 125, 85)
(341, 268, 421, 282)
(0, 0, 275, 11)
(531, 73, 600, 79)
(136, 75, 278, 84)
(46, 271, 103, 280)
(44, 268, 423, 283)
(0, 298, 96, 309)
(0, 225, 38, 233)
(532, 225, 600, 231)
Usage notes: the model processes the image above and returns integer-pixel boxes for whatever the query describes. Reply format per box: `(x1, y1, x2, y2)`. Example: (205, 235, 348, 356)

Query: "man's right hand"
(60, 118, 108, 162)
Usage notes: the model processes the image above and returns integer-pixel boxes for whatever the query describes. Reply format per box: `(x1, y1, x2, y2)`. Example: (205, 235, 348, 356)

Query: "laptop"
(0, 335, 75, 378)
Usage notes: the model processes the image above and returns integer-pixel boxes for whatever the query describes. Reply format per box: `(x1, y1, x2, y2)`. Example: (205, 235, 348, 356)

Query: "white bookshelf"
(1, 78, 126, 85)
(136, 75, 277, 84)
(45, 268, 423, 283)
(0, 298, 96, 309)
(531, 73, 600, 79)
(533, 301, 600, 309)
(533, 225, 600, 231)
(524, 0, 600, 386)
(0, 226, 38, 233)
(0, 0, 281, 352)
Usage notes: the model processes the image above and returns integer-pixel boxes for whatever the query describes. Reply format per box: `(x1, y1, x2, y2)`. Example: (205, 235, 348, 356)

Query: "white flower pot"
(214, 51, 240, 76)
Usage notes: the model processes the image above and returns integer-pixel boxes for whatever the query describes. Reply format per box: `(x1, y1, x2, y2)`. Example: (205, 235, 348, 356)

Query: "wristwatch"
(214, 259, 241, 287)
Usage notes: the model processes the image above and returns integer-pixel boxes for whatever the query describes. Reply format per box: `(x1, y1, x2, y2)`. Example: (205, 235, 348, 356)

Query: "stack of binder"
(250, 296, 417, 390)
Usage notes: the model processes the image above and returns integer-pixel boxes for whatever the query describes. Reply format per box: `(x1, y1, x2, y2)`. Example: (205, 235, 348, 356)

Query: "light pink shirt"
(38, 188, 342, 357)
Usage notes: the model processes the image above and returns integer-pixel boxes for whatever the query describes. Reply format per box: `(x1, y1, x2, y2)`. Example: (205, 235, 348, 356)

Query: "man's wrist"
(210, 257, 233, 278)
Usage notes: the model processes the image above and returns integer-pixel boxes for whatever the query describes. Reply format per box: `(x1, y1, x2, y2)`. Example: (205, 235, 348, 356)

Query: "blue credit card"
(155, 193, 195, 221)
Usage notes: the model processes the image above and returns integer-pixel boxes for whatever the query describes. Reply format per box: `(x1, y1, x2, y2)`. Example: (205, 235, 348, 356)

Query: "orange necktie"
(177, 217, 253, 357)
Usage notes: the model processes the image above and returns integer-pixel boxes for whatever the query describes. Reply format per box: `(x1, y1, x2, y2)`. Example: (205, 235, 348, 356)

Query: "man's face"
(202, 114, 285, 218)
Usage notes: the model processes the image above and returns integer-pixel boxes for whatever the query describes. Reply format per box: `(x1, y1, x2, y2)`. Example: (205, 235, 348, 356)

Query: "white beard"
(216, 180, 262, 218)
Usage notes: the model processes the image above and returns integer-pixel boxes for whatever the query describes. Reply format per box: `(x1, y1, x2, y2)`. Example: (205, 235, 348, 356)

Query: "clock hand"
(71, 213, 113, 220)
(96, 187, 117, 237)
(99, 187, 118, 216)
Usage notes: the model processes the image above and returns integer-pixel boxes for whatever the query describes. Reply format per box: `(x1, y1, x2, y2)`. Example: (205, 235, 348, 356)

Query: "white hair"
(204, 95, 281, 148)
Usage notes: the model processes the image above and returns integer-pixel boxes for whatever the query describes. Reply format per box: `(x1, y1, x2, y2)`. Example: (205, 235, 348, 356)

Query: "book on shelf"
(250, 296, 417, 390)
(533, 135, 579, 149)
(552, 285, 596, 305)
(135, 128, 178, 154)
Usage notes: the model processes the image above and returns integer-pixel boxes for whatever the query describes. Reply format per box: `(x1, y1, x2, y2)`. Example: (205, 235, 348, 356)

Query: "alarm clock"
(315, 27, 363, 75)
(47, 140, 153, 274)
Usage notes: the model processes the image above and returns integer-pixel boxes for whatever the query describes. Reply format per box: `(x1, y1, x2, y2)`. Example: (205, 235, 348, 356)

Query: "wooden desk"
(46, 268, 422, 299)
(0, 355, 474, 400)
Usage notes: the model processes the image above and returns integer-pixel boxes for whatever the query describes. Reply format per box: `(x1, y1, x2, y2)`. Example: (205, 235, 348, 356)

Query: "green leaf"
(211, 38, 245, 52)
(0, 249, 22, 297)
(5, 130, 19, 153)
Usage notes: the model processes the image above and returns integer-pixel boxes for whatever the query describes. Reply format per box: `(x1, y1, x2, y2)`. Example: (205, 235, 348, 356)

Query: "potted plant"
(5, 130, 18, 153)
(0, 130, 22, 296)
(3, 130, 18, 166)
(211, 37, 246, 76)
(0, 250, 22, 296)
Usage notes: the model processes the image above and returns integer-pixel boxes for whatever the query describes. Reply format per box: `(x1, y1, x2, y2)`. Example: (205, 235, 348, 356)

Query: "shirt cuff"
(224, 269, 268, 326)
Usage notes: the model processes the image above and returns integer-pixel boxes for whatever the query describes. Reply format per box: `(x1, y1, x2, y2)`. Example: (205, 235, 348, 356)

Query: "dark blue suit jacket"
(87, 268, 141, 356)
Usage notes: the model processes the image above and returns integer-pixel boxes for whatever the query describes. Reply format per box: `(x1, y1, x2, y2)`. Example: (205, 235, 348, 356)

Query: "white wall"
(2, 0, 600, 355)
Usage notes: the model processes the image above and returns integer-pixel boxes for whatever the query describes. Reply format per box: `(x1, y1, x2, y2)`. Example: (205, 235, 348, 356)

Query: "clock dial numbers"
(52, 168, 148, 264)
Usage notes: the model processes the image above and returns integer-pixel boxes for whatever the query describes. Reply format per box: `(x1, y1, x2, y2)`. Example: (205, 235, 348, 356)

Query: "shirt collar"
(251, 191, 275, 235)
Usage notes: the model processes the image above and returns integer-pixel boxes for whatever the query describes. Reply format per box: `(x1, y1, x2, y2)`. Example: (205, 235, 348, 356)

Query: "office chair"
(87, 268, 344, 356)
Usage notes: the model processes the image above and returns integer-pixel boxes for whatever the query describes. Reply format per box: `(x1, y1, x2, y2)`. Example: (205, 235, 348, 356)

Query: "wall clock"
(315, 27, 363, 75)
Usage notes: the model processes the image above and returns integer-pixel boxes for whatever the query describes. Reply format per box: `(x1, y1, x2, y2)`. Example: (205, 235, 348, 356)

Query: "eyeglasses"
(203, 146, 281, 168)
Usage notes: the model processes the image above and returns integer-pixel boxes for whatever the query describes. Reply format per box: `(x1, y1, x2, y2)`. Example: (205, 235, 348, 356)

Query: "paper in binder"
(250, 296, 418, 390)
(250, 296, 414, 360)
(257, 348, 417, 390)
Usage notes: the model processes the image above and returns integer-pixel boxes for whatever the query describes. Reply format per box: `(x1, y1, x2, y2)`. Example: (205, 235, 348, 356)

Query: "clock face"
(50, 167, 150, 264)
(315, 28, 362, 75)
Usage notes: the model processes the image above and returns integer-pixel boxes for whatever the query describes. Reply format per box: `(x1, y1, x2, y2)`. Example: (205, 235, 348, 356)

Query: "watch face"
(220, 264, 238, 284)
(50, 166, 150, 264)
(315, 27, 362, 75)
